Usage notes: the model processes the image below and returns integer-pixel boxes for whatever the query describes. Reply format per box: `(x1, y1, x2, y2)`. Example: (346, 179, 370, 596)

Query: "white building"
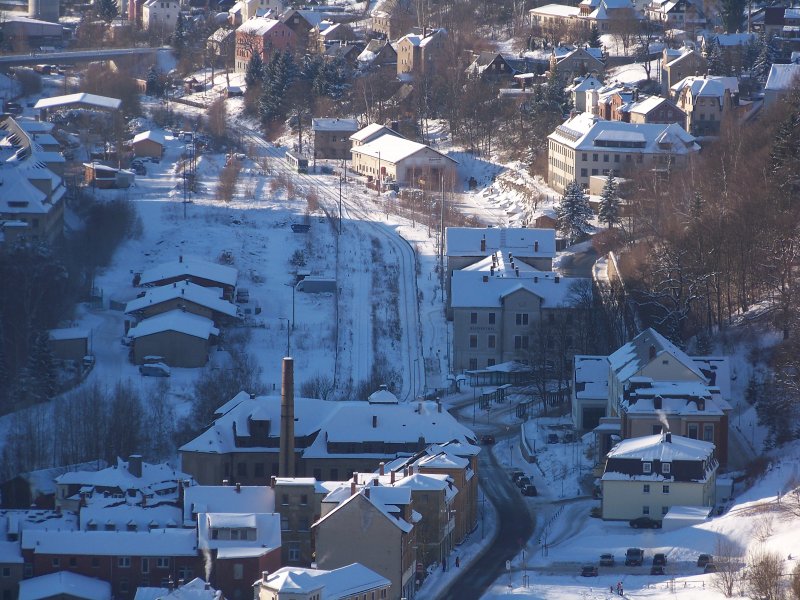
(255, 563, 391, 600)
(141, 0, 179, 31)
(764, 63, 800, 109)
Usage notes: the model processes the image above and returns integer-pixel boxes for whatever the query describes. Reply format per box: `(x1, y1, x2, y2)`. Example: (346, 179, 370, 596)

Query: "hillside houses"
(670, 75, 739, 136)
(235, 17, 296, 72)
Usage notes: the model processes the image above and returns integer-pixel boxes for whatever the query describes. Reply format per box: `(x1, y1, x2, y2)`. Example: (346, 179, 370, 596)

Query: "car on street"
(625, 548, 644, 566)
(629, 516, 662, 529)
(697, 554, 712, 568)
(547, 433, 559, 444)
(581, 565, 598, 577)
(704, 563, 718, 573)
(510, 470, 525, 483)
(480, 434, 496, 445)
(599, 553, 615, 566)
(652, 553, 667, 566)
(516, 476, 532, 489)
(521, 484, 538, 497)
(650, 565, 665, 575)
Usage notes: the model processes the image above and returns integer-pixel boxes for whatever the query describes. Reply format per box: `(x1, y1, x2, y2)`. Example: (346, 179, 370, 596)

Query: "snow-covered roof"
(125, 281, 238, 318)
(236, 17, 281, 35)
(574, 355, 609, 400)
(606, 432, 714, 462)
(765, 63, 800, 91)
(549, 112, 698, 154)
(134, 578, 221, 600)
(351, 135, 457, 165)
(567, 74, 603, 93)
(21, 528, 198, 556)
(34, 93, 121, 111)
(629, 95, 678, 115)
(665, 48, 701, 68)
(349, 123, 403, 143)
(139, 257, 238, 288)
(663, 505, 712, 520)
(132, 130, 166, 146)
(608, 327, 705, 383)
(18, 571, 111, 600)
(184, 485, 275, 517)
(48, 327, 89, 341)
(55, 458, 188, 492)
(446, 227, 556, 258)
(181, 395, 476, 457)
(397, 28, 445, 47)
(0, 541, 23, 564)
(671, 75, 738, 97)
(260, 563, 389, 596)
(530, 4, 580, 17)
(128, 310, 219, 340)
(0, 166, 48, 213)
(621, 379, 730, 416)
(714, 32, 754, 46)
(311, 118, 359, 132)
(367, 388, 399, 404)
(79, 499, 181, 532)
(198, 512, 280, 558)
(314, 489, 413, 533)
(451, 266, 587, 309)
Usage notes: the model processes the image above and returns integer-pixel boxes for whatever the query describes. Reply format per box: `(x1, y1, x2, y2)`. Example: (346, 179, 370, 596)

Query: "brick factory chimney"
(279, 357, 295, 477)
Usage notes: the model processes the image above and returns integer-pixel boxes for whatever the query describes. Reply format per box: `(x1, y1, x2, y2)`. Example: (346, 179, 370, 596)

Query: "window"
(288, 544, 301, 562)
(178, 567, 193, 581)
(156, 558, 170, 569)
(91, 558, 100, 569)
(1, 567, 10, 577)
(580, 168, 588, 177)
(298, 517, 309, 531)
(643, 484, 650, 494)
(662, 485, 670, 494)
(488, 312, 496, 325)
(643, 506, 650, 515)
(51, 558, 60, 568)
(254, 462, 265, 477)
(119, 578, 129, 594)
(514, 335, 529, 350)
(688, 424, 698, 439)
(515, 313, 529, 326)
(282, 494, 289, 505)
(488, 335, 496, 349)
(592, 153, 598, 162)
(142, 558, 150, 574)
(237, 462, 247, 477)
(662, 463, 671, 474)
(703, 424, 714, 442)
(469, 358, 478, 370)
(591, 169, 599, 176)
(300, 494, 308, 505)
(469, 334, 478, 348)
(582, 153, 587, 161)
(118, 557, 131, 568)
(643, 462, 652, 474)
(487, 358, 496, 367)
(281, 516, 289, 531)
(470, 312, 478, 324)
(603, 154, 609, 162)
(69, 557, 77, 567)
(313, 468, 322, 480)
(614, 154, 620, 163)
(233, 563, 244, 580)
(661, 506, 669, 515)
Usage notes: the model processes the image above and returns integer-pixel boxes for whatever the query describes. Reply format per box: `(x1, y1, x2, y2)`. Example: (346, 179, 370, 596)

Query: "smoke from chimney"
(655, 409, 670, 433)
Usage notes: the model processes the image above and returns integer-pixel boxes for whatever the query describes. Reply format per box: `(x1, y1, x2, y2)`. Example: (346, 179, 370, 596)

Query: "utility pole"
(339, 174, 343, 235)
(440, 176, 445, 301)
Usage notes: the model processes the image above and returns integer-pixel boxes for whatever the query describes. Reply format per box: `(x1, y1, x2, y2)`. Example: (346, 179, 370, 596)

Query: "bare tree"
(790, 562, 800, 600)
(745, 549, 785, 600)
(712, 537, 742, 597)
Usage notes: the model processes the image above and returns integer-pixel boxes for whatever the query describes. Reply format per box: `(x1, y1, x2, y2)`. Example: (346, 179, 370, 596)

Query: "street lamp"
(283, 282, 299, 330)
(279, 317, 290, 357)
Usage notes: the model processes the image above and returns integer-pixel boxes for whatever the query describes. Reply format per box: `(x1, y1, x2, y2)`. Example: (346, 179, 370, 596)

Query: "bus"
(285, 150, 308, 174)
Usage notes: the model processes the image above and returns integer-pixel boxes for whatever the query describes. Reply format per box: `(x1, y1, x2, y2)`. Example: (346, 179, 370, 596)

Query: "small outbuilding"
(131, 130, 166, 159)
(83, 163, 134, 189)
(48, 328, 90, 361)
(128, 310, 219, 367)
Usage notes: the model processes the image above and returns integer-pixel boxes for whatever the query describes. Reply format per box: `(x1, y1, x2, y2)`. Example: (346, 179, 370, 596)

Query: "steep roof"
(139, 257, 238, 287)
(765, 63, 800, 91)
(351, 135, 457, 165)
(606, 432, 714, 462)
(237, 17, 281, 35)
(132, 130, 166, 146)
(125, 281, 238, 318)
(607, 327, 705, 383)
(127, 310, 219, 340)
(262, 563, 389, 596)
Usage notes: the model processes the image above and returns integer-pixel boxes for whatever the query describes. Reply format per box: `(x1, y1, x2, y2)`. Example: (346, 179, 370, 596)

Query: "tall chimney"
(279, 358, 295, 477)
(128, 454, 143, 478)
(379, 462, 385, 476)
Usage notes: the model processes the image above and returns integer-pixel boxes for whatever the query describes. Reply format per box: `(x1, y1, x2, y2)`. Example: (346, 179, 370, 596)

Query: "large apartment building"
(546, 112, 699, 193)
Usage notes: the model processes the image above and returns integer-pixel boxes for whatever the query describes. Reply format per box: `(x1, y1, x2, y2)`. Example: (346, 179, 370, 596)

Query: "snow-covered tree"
(752, 33, 778, 82)
(145, 65, 163, 97)
(588, 24, 602, 48)
(245, 52, 264, 88)
(598, 173, 621, 228)
(557, 180, 593, 243)
(706, 36, 726, 76)
(171, 13, 188, 57)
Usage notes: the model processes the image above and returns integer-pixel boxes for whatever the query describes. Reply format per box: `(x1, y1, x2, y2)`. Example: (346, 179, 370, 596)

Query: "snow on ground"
(605, 60, 661, 86)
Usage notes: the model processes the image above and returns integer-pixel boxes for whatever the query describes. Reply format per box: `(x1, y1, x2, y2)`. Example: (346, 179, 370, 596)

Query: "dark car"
(697, 554, 712, 568)
(510, 470, 525, 483)
(704, 563, 717, 573)
(629, 516, 662, 529)
(599, 553, 615, 566)
(521, 484, 538, 497)
(517, 476, 532, 489)
(480, 434, 496, 445)
(547, 433, 559, 444)
(650, 565, 665, 575)
(624, 548, 644, 566)
(652, 553, 667, 566)
(131, 163, 147, 176)
(581, 565, 598, 577)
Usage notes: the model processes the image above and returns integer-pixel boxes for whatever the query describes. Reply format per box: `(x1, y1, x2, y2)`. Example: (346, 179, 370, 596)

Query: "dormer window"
(643, 462, 652, 473)
(662, 462, 671, 474)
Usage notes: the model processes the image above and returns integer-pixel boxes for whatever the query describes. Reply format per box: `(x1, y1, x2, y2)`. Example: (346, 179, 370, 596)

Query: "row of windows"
(642, 462, 670, 474)
(642, 484, 671, 494)
(467, 358, 497, 370)
(469, 311, 497, 325)
(49, 556, 170, 570)
(642, 505, 671, 516)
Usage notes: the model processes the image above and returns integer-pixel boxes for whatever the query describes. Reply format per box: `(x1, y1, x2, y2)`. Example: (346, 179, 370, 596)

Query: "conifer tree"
(245, 52, 264, 88)
(598, 173, 621, 228)
(557, 180, 593, 244)
(172, 13, 188, 57)
(706, 36, 726, 76)
(95, 0, 119, 23)
(588, 24, 602, 48)
(752, 33, 778, 82)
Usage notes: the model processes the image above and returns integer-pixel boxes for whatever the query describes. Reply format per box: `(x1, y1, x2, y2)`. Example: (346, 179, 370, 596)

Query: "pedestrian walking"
(455, 556, 460, 568)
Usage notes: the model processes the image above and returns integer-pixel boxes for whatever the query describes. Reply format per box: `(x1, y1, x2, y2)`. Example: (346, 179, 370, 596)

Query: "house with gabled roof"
(138, 256, 238, 301)
(370, 0, 416, 40)
(764, 62, 800, 108)
(628, 95, 686, 125)
(349, 123, 404, 147)
(550, 46, 605, 78)
(127, 310, 219, 367)
(313, 487, 416, 600)
(396, 28, 446, 78)
(234, 17, 296, 72)
(601, 432, 718, 520)
(125, 280, 239, 325)
(671, 74, 739, 136)
(646, 0, 706, 36)
(254, 563, 390, 600)
(357, 39, 397, 70)
(465, 52, 517, 82)
(311, 118, 359, 159)
(660, 46, 707, 95)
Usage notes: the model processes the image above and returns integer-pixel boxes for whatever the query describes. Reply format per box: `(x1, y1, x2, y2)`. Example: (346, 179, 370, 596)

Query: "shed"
(295, 277, 336, 293)
(48, 328, 90, 361)
(131, 130, 166, 158)
(83, 163, 134, 189)
(128, 310, 219, 367)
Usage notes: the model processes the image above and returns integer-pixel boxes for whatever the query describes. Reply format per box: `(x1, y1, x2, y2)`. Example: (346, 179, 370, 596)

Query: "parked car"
(521, 484, 538, 497)
(629, 516, 662, 529)
(510, 470, 525, 483)
(563, 431, 575, 443)
(547, 433, 559, 444)
(704, 563, 717, 573)
(581, 565, 598, 577)
(599, 553, 615, 566)
(516, 476, 532, 489)
(650, 565, 665, 575)
(139, 362, 171, 377)
(131, 163, 146, 176)
(480, 434, 496, 445)
(697, 554, 712, 568)
(652, 553, 667, 566)
(625, 548, 644, 566)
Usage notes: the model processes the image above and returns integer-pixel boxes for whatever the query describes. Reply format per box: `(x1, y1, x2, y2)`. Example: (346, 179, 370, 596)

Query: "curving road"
(440, 431, 535, 599)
